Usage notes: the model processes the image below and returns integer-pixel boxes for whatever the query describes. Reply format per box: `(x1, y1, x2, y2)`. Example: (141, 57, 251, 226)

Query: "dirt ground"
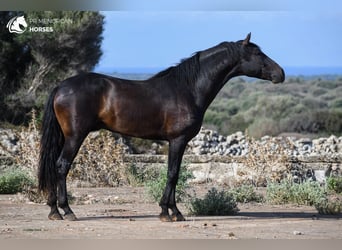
(1, 186, 341, 239)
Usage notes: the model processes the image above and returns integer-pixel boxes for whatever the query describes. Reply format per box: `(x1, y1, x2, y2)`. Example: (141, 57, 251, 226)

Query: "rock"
(293, 231, 303, 235)
(327, 135, 337, 144)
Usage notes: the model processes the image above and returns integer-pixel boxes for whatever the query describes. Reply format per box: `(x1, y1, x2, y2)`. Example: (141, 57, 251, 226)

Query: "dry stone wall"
(1, 128, 341, 186)
(187, 128, 342, 157)
(125, 128, 342, 185)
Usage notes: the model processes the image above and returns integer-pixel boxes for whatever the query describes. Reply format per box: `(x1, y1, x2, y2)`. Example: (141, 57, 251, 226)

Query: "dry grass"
(70, 130, 125, 187)
(15, 110, 40, 180)
(238, 131, 293, 186)
(15, 110, 125, 188)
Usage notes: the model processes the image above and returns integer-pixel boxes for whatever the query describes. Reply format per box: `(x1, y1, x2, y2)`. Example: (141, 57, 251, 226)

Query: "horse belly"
(100, 98, 166, 139)
(117, 111, 165, 138)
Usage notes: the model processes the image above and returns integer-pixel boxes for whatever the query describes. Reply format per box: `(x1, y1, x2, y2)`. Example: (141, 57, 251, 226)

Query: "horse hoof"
(171, 213, 186, 222)
(63, 213, 77, 221)
(48, 213, 63, 220)
(159, 214, 172, 222)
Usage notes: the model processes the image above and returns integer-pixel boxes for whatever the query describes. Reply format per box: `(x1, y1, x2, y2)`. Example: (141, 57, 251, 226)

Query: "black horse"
(38, 33, 285, 222)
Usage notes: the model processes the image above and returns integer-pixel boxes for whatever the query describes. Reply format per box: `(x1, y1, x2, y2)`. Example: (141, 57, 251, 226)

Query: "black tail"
(38, 86, 64, 194)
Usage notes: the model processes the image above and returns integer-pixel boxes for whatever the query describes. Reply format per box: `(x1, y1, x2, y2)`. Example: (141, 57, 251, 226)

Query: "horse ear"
(242, 33, 251, 45)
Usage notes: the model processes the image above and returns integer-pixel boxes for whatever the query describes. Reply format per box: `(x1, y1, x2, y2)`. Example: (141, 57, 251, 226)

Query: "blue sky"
(94, 1, 342, 73)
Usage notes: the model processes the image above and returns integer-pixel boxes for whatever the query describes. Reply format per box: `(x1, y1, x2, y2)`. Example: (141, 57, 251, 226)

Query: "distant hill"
(205, 77, 342, 138)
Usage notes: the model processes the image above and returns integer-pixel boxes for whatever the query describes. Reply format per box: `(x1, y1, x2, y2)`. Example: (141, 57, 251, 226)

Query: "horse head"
(238, 33, 285, 83)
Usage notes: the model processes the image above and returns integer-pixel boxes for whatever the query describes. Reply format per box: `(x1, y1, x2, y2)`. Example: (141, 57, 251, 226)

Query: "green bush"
(188, 188, 239, 216)
(266, 179, 326, 206)
(331, 99, 342, 108)
(266, 179, 342, 215)
(145, 164, 193, 203)
(229, 185, 264, 203)
(124, 164, 159, 187)
(326, 177, 342, 194)
(324, 111, 342, 134)
(314, 196, 342, 215)
(290, 181, 326, 206)
(266, 180, 293, 204)
(312, 88, 327, 97)
(0, 169, 35, 194)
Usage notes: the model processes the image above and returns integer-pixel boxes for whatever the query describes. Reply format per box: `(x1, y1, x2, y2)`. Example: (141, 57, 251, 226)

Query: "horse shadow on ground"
(76, 214, 159, 221)
(76, 212, 342, 222)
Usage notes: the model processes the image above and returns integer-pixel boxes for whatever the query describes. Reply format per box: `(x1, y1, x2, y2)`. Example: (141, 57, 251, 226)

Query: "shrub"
(124, 164, 155, 187)
(265, 180, 293, 204)
(266, 179, 326, 206)
(331, 99, 342, 108)
(314, 196, 342, 215)
(240, 133, 292, 186)
(324, 110, 342, 134)
(69, 130, 125, 187)
(326, 177, 342, 194)
(15, 109, 40, 177)
(224, 114, 250, 135)
(0, 169, 35, 194)
(188, 188, 239, 216)
(266, 179, 342, 215)
(247, 117, 280, 138)
(145, 164, 193, 203)
(228, 185, 264, 203)
(312, 88, 327, 97)
(290, 181, 326, 206)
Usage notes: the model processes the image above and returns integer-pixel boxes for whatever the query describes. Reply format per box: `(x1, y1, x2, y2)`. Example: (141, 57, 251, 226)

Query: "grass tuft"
(145, 164, 193, 203)
(188, 187, 239, 216)
(0, 169, 35, 194)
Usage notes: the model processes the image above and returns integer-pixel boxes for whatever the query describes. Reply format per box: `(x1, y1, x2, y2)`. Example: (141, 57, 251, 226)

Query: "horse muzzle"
(271, 68, 285, 84)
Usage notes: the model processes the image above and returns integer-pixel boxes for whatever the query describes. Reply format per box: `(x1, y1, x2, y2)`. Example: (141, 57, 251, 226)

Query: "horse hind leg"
(56, 134, 87, 221)
(56, 157, 76, 221)
(47, 189, 63, 220)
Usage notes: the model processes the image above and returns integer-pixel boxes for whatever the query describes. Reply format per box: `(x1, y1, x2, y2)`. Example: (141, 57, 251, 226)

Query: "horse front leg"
(159, 137, 187, 222)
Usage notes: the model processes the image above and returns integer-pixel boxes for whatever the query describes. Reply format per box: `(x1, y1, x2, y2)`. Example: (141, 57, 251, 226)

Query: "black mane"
(149, 52, 201, 86)
(149, 42, 242, 85)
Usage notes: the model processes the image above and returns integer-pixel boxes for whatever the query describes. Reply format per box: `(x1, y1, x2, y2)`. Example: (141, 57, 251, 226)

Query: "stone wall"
(124, 128, 342, 185)
(123, 154, 342, 186)
(187, 128, 342, 157)
(1, 127, 341, 186)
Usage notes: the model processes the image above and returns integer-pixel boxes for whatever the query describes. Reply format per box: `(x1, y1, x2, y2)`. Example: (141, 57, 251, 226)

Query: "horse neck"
(194, 44, 241, 110)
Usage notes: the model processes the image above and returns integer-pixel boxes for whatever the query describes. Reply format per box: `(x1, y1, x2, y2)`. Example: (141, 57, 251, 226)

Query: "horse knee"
(56, 158, 71, 177)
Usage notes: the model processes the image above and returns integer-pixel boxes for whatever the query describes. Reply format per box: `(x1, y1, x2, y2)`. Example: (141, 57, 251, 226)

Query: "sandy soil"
(1, 186, 341, 239)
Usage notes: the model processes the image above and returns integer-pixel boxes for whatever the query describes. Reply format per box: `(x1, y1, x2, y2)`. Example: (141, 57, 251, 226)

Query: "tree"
(0, 11, 104, 124)
(0, 11, 32, 122)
